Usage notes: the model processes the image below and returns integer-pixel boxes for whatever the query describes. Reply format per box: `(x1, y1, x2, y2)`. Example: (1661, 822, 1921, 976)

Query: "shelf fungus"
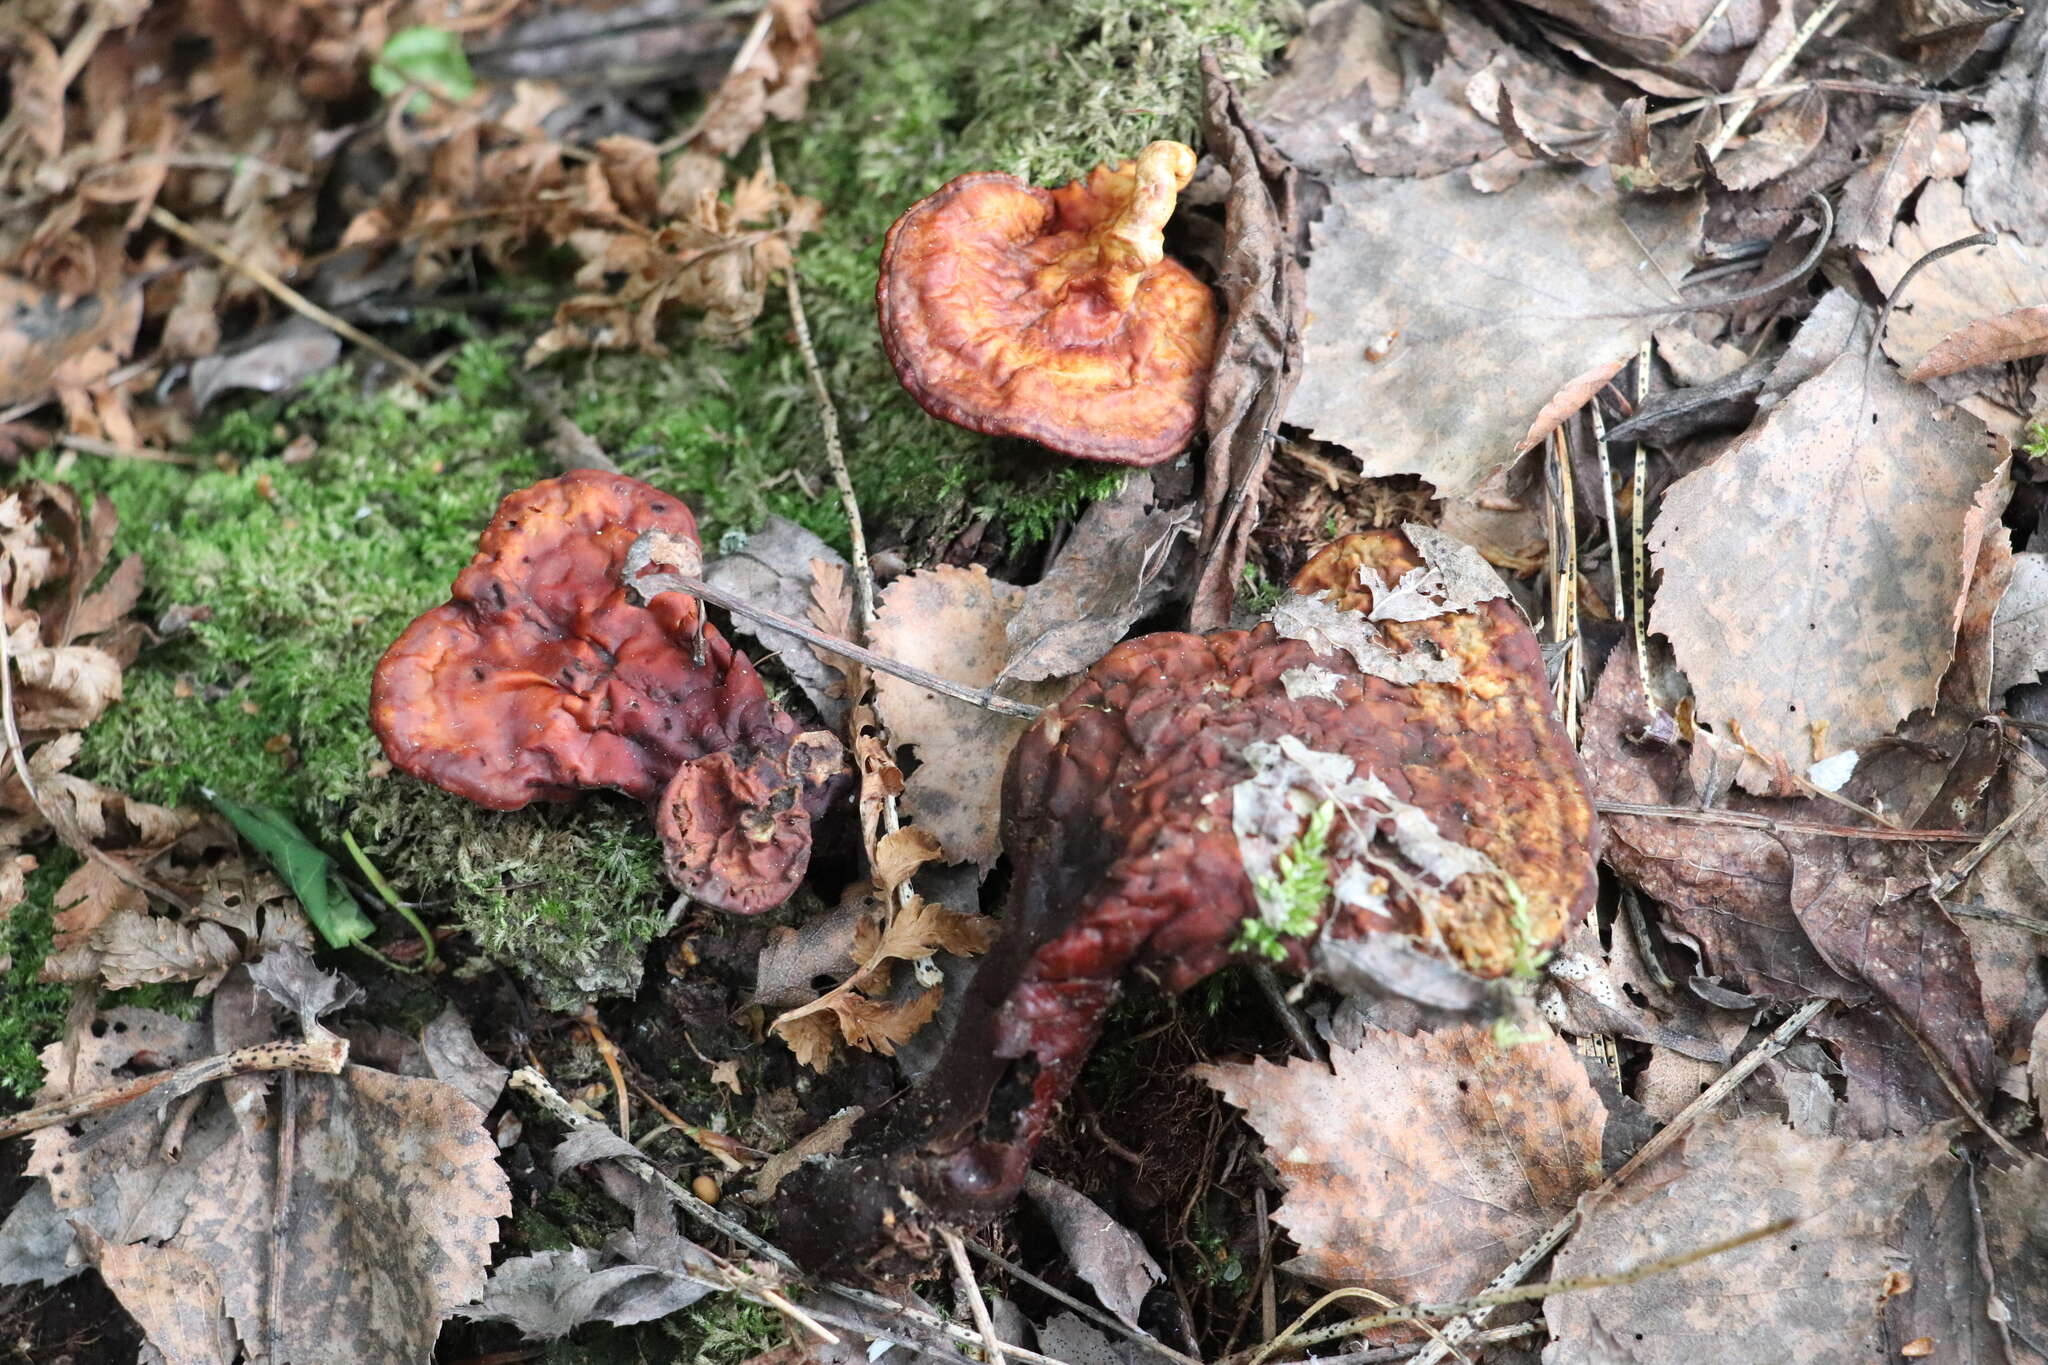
(877, 140, 1219, 465)
(774, 527, 1596, 1279)
(370, 470, 843, 914)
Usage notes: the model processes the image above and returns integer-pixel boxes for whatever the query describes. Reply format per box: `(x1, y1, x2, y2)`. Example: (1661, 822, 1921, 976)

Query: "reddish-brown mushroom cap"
(877, 140, 1219, 466)
(775, 527, 1597, 1280)
(370, 469, 842, 913)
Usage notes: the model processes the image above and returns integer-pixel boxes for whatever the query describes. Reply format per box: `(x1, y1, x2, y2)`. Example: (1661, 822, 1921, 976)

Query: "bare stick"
(56, 435, 202, 467)
(511, 1066, 1081, 1365)
(1590, 401, 1623, 625)
(1595, 799, 1982, 843)
(0, 1034, 348, 1141)
(508, 1067, 838, 1344)
(1631, 341, 1653, 705)
(1864, 230, 1997, 390)
(1931, 776, 2048, 897)
(627, 561, 1044, 720)
(1702, 0, 1847, 159)
(147, 207, 442, 393)
(943, 1228, 1009, 1365)
(1402, 999, 1829, 1365)
(968, 1239, 1203, 1365)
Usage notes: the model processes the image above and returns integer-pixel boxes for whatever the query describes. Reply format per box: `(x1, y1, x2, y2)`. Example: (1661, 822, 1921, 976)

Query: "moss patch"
(1, 858, 74, 1098)
(9, 0, 1289, 1024)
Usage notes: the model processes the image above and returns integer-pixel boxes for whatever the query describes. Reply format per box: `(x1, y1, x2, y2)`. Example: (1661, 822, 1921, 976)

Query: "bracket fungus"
(775, 528, 1597, 1279)
(877, 140, 1220, 465)
(370, 470, 843, 914)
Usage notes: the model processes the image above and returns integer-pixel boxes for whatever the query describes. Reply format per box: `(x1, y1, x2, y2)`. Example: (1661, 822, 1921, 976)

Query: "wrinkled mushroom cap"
(878, 140, 1219, 466)
(371, 471, 844, 913)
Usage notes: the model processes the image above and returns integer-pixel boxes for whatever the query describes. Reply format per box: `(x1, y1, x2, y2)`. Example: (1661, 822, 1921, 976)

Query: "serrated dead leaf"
(1196, 1023, 1605, 1301)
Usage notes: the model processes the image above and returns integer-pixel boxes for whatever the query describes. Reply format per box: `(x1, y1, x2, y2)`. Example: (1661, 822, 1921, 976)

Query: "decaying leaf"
(1285, 167, 1702, 497)
(1020, 1172, 1163, 1334)
(1544, 1117, 1953, 1364)
(1834, 102, 1946, 253)
(871, 566, 1066, 869)
(1861, 177, 2048, 429)
(1961, 6, 2048, 246)
(1648, 353, 2001, 775)
(454, 1247, 710, 1339)
(1990, 556, 2048, 703)
(525, 157, 822, 362)
(768, 892, 994, 1071)
(685, 0, 821, 156)
(1195, 1024, 1605, 1301)
(0, 961, 512, 1364)
(1000, 472, 1192, 684)
(1909, 305, 2048, 383)
(703, 516, 853, 727)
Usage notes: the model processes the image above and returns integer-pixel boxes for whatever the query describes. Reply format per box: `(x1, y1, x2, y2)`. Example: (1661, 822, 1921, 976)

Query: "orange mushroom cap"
(877, 141, 1220, 466)
(370, 470, 843, 913)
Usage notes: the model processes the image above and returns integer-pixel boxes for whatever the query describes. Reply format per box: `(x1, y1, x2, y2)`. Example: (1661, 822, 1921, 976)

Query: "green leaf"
(206, 790, 374, 949)
(370, 27, 476, 112)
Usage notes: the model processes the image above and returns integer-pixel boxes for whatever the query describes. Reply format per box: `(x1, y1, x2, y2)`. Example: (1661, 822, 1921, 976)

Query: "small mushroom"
(370, 470, 842, 913)
(877, 140, 1220, 465)
(774, 528, 1597, 1279)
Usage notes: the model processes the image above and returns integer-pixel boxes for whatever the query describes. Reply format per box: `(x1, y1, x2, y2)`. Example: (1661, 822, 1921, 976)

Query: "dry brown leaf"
(79, 1230, 235, 1365)
(769, 892, 993, 1071)
(688, 0, 821, 157)
(1993, 551, 2048, 699)
(1021, 1172, 1163, 1333)
(1711, 86, 1828, 192)
(8, 628, 122, 731)
(1962, 7, 2048, 247)
(1908, 305, 2048, 382)
(871, 566, 1065, 869)
(1285, 167, 1701, 497)
(1195, 1024, 1605, 1301)
(1001, 471, 1190, 684)
(1544, 1116, 1953, 1364)
(1835, 102, 1945, 253)
(1514, 0, 1770, 90)
(1862, 178, 2048, 429)
(702, 518, 852, 728)
(1648, 353, 2001, 774)
(873, 826, 943, 895)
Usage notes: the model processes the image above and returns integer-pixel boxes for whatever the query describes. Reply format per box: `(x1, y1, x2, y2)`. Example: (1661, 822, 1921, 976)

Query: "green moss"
(1, 859, 73, 1099)
(6, 0, 1293, 1014)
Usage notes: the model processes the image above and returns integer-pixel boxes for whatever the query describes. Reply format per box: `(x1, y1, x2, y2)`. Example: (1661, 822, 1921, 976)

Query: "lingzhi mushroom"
(775, 527, 1598, 1279)
(370, 470, 843, 914)
(878, 140, 1220, 465)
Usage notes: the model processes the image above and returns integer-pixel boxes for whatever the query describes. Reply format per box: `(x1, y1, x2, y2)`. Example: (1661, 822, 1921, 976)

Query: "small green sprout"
(1237, 800, 1336, 962)
(1239, 560, 1282, 614)
(2023, 422, 2048, 461)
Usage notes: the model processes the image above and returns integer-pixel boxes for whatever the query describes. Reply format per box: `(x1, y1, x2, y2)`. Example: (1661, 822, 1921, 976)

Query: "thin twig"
(1930, 771, 2048, 896)
(577, 1006, 633, 1140)
(55, 434, 202, 467)
(1313, 1324, 1540, 1364)
(1664, 0, 1736, 63)
(628, 562, 1044, 720)
(1403, 999, 1829, 1364)
(1248, 1219, 1792, 1365)
(1576, 195, 1832, 321)
(1631, 341, 1652, 706)
(1864, 230, 1997, 390)
(1594, 799, 1982, 842)
(0, 1034, 348, 1141)
(511, 1068, 1091, 1365)
(943, 1228, 1009, 1365)
(1589, 401, 1623, 626)
(970, 1239, 1201, 1365)
(656, 1, 778, 154)
(147, 206, 442, 392)
(1702, 0, 1848, 159)
(1252, 963, 1322, 1062)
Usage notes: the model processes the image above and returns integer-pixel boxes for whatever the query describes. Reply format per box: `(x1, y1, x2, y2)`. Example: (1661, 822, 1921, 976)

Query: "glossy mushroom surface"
(775, 528, 1597, 1279)
(878, 140, 1219, 465)
(370, 470, 841, 912)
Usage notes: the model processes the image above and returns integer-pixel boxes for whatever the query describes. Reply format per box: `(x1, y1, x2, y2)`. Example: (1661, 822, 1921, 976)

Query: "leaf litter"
(15, 0, 2048, 1361)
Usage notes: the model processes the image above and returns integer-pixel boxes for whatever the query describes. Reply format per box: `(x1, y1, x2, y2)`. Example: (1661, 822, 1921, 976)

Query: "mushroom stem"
(1092, 140, 1197, 311)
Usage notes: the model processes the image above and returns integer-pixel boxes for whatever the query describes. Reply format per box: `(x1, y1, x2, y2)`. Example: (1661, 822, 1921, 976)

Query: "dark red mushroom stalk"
(774, 528, 1598, 1280)
(370, 470, 844, 914)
